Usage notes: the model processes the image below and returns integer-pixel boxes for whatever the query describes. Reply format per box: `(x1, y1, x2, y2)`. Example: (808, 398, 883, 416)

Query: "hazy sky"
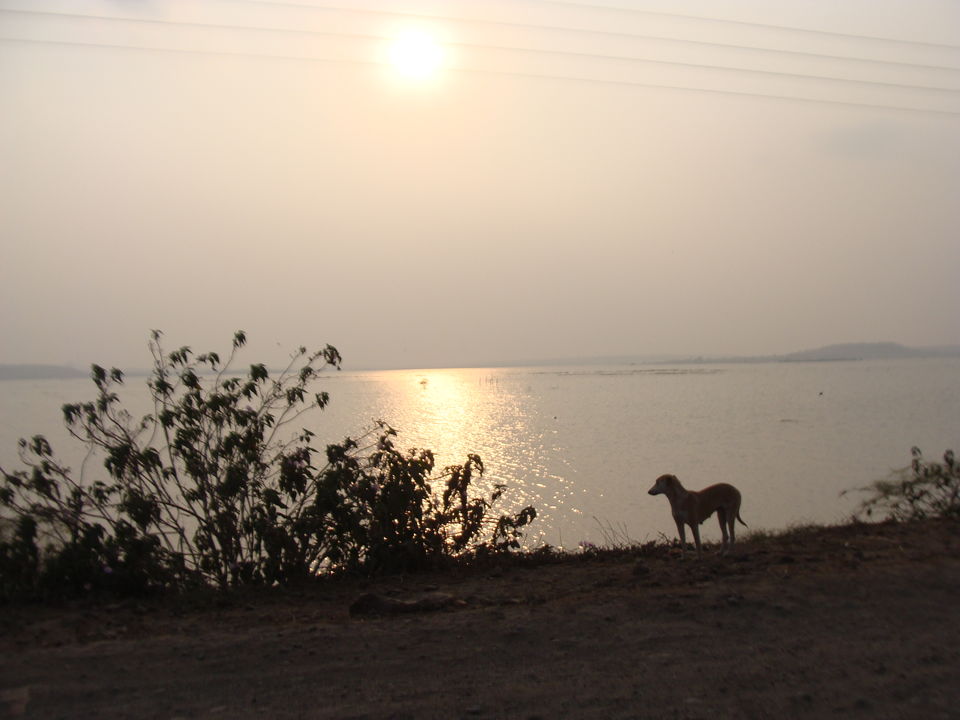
(2, 0, 959, 370)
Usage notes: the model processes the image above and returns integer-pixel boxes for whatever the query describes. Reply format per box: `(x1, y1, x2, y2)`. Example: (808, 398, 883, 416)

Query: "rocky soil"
(2, 519, 959, 719)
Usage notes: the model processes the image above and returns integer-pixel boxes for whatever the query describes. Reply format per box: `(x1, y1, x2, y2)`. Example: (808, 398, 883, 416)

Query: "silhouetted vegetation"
(849, 447, 959, 522)
(0, 332, 536, 600)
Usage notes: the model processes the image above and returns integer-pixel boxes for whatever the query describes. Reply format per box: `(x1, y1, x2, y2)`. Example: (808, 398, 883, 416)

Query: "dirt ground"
(2, 519, 960, 720)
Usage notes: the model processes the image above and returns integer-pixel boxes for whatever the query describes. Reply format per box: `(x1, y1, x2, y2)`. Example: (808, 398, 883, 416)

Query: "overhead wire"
(7, 1, 960, 73)
(6, 8, 958, 95)
(2, 7, 959, 116)
(526, 0, 960, 51)
(237, 0, 960, 62)
(4, 34, 958, 118)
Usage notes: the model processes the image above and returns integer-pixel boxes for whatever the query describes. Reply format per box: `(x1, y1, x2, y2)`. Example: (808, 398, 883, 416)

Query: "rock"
(0, 686, 30, 717)
(349, 592, 464, 617)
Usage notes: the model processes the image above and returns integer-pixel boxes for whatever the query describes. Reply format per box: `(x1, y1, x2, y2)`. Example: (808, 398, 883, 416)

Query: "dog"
(648, 473, 747, 558)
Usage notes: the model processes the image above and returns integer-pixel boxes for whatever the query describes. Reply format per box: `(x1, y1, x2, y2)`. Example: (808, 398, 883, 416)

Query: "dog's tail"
(736, 512, 748, 528)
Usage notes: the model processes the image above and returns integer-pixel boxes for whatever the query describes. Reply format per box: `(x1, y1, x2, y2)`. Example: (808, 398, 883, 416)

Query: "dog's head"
(648, 473, 678, 496)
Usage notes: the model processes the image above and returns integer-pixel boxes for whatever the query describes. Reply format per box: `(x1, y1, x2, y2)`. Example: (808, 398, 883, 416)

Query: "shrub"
(319, 430, 535, 574)
(849, 447, 959, 522)
(0, 331, 536, 599)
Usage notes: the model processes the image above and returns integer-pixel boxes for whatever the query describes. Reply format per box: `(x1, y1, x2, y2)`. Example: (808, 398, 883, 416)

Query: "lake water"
(1, 358, 958, 548)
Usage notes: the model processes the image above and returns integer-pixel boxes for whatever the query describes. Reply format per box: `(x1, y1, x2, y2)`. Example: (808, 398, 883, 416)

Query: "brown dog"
(648, 473, 747, 558)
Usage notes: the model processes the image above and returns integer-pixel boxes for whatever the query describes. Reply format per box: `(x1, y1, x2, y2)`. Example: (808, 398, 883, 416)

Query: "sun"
(388, 30, 445, 81)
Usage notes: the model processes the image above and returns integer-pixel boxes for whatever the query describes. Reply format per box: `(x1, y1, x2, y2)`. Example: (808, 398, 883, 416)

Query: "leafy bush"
(849, 447, 959, 522)
(0, 332, 536, 600)
(320, 432, 536, 574)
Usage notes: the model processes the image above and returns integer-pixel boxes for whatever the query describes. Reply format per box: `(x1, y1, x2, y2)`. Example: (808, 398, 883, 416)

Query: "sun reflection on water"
(367, 368, 579, 546)
(7, 362, 954, 550)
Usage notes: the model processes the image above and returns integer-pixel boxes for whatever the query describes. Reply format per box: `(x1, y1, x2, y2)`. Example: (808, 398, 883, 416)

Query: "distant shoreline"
(3, 342, 959, 378)
(0, 365, 87, 381)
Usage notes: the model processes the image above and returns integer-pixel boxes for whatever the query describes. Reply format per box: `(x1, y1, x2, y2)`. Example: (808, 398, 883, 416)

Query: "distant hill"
(563, 343, 960, 367)
(4, 343, 959, 377)
(780, 342, 960, 362)
(0, 364, 87, 381)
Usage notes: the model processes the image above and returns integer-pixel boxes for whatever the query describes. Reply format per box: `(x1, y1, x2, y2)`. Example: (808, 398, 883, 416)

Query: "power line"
(529, 0, 960, 51)
(8, 9, 958, 95)
(3, 34, 958, 117)
(232, 0, 960, 73)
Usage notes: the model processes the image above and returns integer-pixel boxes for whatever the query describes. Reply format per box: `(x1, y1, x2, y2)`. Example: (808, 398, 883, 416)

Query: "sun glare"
(388, 30, 445, 81)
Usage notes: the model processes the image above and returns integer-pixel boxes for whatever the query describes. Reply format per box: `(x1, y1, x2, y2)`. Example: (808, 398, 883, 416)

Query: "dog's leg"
(691, 523, 702, 560)
(728, 510, 737, 551)
(675, 519, 687, 558)
(717, 508, 729, 555)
